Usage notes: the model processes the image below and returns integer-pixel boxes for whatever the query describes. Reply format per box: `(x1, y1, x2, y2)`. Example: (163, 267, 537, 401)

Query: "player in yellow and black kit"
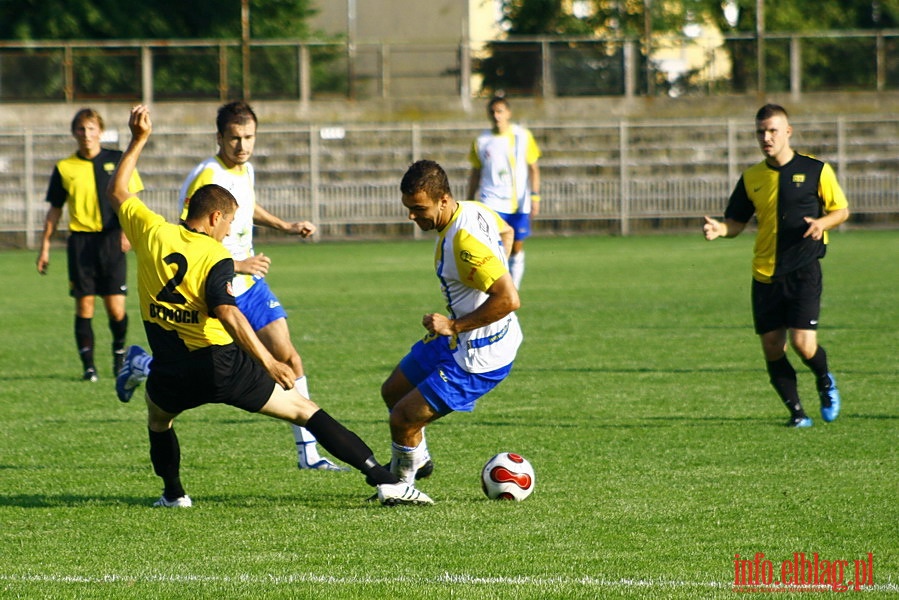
(36, 108, 143, 382)
(109, 105, 431, 508)
(704, 104, 849, 428)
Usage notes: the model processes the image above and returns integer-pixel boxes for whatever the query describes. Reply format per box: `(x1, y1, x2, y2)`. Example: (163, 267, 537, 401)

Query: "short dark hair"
(216, 101, 257, 134)
(487, 95, 509, 111)
(401, 160, 452, 200)
(185, 184, 238, 220)
(756, 103, 789, 121)
(71, 108, 104, 133)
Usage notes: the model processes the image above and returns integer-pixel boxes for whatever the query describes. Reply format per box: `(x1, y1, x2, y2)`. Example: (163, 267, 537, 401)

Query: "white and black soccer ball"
(481, 452, 535, 501)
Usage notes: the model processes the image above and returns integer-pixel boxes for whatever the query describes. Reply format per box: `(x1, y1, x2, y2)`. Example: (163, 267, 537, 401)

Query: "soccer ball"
(481, 452, 535, 501)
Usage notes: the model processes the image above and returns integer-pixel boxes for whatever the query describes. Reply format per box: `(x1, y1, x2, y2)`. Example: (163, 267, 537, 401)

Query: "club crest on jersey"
(792, 173, 806, 187)
(459, 249, 492, 267)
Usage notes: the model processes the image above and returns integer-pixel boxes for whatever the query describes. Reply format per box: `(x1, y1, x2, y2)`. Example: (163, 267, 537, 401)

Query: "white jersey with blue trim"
(179, 156, 257, 296)
(469, 124, 541, 215)
(434, 201, 523, 373)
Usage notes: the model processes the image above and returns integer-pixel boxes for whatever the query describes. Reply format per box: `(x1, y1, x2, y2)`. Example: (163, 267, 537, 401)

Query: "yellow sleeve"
(468, 140, 481, 168)
(819, 163, 848, 212)
(525, 130, 541, 164)
(180, 168, 216, 220)
(452, 228, 506, 292)
(129, 170, 144, 194)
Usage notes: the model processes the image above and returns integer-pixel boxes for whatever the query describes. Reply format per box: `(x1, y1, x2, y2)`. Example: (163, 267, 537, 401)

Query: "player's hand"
(703, 216, 722, 240)
(36, 254, 49, 275)
(267, 361, 296, 390)
(802, 216, 826, 240)
(120, 231, 132, 253)
(289, 221, 316, 238)
(423, 312, 456, 336)
(237, 253, 271, 278)
(129, 105, 152, 140)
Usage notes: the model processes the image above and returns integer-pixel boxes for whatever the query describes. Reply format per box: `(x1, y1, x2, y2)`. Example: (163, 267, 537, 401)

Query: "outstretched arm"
(253, 204, 316, 238)
(108, 105, 152, 214)
(703, 215, 746, 241)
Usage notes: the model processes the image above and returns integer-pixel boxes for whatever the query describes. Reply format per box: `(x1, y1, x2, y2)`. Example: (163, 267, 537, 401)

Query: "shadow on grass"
(0, 490, 368, 509)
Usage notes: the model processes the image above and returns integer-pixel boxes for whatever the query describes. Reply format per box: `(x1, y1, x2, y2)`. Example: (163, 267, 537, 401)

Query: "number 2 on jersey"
(156, 252, 188, 304)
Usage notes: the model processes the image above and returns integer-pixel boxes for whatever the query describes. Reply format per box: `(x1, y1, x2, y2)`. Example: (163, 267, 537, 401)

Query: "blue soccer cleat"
(787, 416, 813, 428)
(116, 345, 151, 403)
(819, 373, 841, 423)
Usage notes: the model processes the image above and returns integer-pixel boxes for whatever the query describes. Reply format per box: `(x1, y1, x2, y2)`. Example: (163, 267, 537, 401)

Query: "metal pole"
(241, 0, 250, 100)
(756, 0, 765, 95)
(141, 45, 153, 106)
(789, 36, 801, 102)
(619, 120, 630, 236)
(347, 0, 357, 100)
(644, 0, 654, 96)
(25, 129, 35, 248)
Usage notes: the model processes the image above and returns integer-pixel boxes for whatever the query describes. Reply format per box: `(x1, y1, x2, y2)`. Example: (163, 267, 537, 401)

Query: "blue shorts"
(236, 279, 288, 331)
(399, 334, 513, 415)
(496, 212, 531, 242)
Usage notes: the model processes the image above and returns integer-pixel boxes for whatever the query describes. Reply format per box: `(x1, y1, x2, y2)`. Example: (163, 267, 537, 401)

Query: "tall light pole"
(644, 0, 653, 96)
(756, 0, 765, 95)
(347, 0, 357, 100)
(242, 0, 251, 100)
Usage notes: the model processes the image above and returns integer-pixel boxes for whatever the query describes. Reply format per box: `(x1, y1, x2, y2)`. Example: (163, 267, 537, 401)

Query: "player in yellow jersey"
(703, 104, 848, 428)
(109, 105, 431, 507)
(377, 160, 522, 494)
(119, 101, 339, 472)
(36, 108, 143, 381)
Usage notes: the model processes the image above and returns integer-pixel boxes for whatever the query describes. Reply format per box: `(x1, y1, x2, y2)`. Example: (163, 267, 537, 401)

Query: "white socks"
(292, 376, 338, 469)
(509, 251, 525, 288)
(390, 429, 431, 485)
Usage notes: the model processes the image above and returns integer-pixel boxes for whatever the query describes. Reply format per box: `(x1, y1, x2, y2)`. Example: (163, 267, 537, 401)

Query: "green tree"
(699, 0, 899, 92)
(0, 0, 348, 100)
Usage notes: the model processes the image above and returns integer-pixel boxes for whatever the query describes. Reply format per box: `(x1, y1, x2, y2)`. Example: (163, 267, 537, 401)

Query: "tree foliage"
(0, 0, 316, 40)
(477, 0, 899, 97)
(0, 0, 348, 100)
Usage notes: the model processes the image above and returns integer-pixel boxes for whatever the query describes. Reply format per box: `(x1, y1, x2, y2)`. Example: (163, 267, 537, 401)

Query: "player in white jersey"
(379, 159, 523, 491)
(119, 101, 342, 472)
(466, 96, 541, 289)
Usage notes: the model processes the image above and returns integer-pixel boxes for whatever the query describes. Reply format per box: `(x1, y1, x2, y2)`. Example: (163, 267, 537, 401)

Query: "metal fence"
(3, 115, 898, 247)
(1, 30, 899, 105)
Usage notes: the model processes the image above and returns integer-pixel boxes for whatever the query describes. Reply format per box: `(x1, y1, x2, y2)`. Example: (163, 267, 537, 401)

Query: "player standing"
(703, 104, 848, 427)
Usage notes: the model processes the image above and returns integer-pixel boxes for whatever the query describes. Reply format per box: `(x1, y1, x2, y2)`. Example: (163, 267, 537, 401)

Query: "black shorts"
(146, 343, 276, 415)
(67, 231, 127, 298)
(751, 261, 823, 335)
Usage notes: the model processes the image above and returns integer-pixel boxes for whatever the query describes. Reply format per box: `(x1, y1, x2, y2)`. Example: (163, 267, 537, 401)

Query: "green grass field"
(1, 231, 896, 599)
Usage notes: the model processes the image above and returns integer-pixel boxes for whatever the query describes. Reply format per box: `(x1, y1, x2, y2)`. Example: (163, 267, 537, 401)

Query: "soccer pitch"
(1, 231, 896, 599)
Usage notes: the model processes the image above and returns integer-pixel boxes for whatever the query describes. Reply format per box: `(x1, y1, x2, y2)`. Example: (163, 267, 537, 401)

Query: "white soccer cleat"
(376, 482, 434, 506)
(298, 456, 350, 471)
(153, 494, 192, 508)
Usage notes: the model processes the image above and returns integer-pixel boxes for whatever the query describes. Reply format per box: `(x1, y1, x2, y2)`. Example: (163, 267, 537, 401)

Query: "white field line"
(0, 572, 897, 592)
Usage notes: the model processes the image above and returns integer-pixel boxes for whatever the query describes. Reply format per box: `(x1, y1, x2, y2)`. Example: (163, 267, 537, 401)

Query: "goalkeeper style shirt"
(725, 153, 848, 284)
(434, 201, 523, 373)
(179, 156, 257, 296)
(469, 125, 541, 215)
(118, 194, 237, 361)
(45, 149, 143, 232)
